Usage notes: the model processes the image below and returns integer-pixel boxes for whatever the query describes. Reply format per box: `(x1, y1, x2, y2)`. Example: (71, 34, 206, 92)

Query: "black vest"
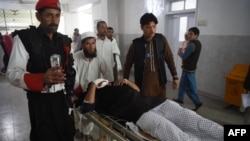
(133, 33, 167, 88)
(17, 26, 75, 95)
(17, 26, 71, 73)
(182, 40, 201, 71)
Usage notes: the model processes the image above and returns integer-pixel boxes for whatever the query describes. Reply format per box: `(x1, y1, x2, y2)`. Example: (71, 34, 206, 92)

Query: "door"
(165, 13, 195, 79)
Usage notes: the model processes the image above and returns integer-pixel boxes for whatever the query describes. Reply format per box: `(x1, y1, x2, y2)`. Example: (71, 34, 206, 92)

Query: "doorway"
(165, 13, 195, 78)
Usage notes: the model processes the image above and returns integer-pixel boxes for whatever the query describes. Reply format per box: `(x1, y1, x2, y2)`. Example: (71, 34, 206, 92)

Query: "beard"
(46, 23, 58, 33)
(83, 48, 97, 58)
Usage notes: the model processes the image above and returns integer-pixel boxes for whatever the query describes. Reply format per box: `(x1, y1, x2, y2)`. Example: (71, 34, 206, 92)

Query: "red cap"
(35, 0, 61, 11)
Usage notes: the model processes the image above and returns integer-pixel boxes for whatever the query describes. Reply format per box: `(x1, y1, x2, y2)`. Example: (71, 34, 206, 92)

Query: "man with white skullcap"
(72, 31, 112, 137)
(73, 31, 112, 95)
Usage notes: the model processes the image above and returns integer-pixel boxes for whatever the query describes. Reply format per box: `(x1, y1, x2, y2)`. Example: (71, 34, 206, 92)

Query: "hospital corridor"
(1, 0, 250, 140)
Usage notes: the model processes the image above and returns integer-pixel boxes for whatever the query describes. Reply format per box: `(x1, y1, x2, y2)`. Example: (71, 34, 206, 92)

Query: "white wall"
(92, 0, 108, 31)
(107, 0, 119, 32)
(195, 0, 250, 99)
(116, 0, 165, 35)
(63, 12, 80, 37)
(197, 0, 250, 36)
(92, 2, 103, 30)
(67, 0, 99, 12)
(61, 0, 98, 35)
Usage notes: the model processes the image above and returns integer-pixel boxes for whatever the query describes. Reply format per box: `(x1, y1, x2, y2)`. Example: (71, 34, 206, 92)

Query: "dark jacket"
(16, 26, 75, 141)
(133, 33, 167, 88)
(182, 40, 201, 71)
(17, 26, 71, 73)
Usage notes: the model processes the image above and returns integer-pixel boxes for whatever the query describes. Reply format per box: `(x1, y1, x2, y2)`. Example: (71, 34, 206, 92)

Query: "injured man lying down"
(77, 78, 223, 141)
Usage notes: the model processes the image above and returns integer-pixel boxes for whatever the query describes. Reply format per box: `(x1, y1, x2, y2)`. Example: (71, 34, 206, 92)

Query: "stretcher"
(82, 111, 159, 141)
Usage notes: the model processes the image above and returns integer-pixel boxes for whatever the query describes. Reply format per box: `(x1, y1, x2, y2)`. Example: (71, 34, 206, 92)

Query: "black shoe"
(193, 103, 203, 111)
(172, 98, 184, 104)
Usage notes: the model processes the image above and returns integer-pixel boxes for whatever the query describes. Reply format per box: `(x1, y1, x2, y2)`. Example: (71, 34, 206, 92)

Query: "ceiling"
(0, 0, 72, 4)
(0, 0, 94, 13)
(0, 0, 94, 14)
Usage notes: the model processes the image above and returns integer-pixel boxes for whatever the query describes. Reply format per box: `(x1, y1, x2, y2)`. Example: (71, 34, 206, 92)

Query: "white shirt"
(73, 51, 112, 91)
(96, 36, 121, 81)
(110, 38, 122, 71)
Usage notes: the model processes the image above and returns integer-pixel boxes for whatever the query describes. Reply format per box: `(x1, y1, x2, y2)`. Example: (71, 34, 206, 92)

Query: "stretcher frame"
(84, 111, 158, 141)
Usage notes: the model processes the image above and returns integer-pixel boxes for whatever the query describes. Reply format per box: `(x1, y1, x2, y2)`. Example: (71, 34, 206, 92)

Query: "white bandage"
(124, 79, 128, 84)
(93, 78, 109, 89)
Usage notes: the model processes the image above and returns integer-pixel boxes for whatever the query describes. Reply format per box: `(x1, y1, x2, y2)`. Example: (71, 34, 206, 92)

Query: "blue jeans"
(178, 70, 202, 105)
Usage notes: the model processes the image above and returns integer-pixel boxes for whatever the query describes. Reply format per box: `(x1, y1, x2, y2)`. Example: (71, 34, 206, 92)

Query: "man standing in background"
(0, 33, 13, 74)
(72, 28, 81, 53)
(96, 21, 121, 81)
(107, 26, 122, 80)
(0, 33, 4, 74)
(173, 27, 203, 111)
(123, 13, 179, 98)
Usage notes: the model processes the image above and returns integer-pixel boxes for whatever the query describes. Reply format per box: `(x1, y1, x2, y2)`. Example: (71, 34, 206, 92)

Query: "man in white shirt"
(73, 31, 112, 138)
(74, 31, 112, 93)
(107, 26, 122, 80)
(96, 21, 121, 81)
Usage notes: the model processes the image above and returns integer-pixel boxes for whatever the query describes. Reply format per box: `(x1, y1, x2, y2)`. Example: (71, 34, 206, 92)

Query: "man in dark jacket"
(6, 0, 75, 140)
(123, 13, 179, 98)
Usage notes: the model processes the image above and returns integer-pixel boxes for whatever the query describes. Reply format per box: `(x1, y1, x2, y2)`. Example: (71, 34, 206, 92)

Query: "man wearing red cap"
(6, 0, 76, 140)
(35, 0, 61, 11)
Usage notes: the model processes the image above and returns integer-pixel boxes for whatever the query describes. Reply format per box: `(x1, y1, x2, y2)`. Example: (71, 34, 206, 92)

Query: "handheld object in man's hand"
(50, 54, 61, 67)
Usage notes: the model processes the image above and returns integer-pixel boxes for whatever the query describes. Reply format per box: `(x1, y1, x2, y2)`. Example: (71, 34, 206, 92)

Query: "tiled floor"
(0, 74, 30, 141)
(0, 74, 246, 141)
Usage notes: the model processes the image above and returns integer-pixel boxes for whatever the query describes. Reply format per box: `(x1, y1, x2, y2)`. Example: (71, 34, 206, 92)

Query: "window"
(0, 9, 37, 33)
(185, 0, 197, 9)
(170, 0, 197, 11)
(171, 1, 184, 11)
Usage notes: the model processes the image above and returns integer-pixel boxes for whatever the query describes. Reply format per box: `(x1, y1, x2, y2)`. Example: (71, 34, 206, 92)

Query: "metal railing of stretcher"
(84, 111, 159, 141)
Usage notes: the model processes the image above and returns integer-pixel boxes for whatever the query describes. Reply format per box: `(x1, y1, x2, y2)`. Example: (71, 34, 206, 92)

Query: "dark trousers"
(1, 45, 8, 72)
(27, 91, 75, 141)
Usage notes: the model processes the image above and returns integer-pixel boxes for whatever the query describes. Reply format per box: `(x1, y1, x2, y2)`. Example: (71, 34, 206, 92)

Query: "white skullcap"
(81, 31, 96, 40)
